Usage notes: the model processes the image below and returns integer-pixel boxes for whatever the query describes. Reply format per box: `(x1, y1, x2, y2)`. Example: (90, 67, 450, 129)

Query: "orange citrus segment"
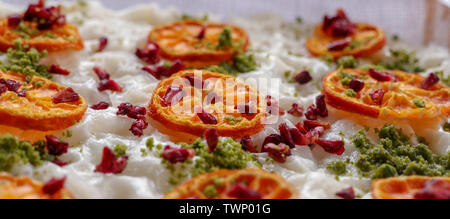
(372, 176, 450, 199)
(149, 20, 249, 68)
(148, 70, 265, 138)
(164, 169, 298, 199)
(322, 68, 450, 119)
(306, 23, 385, 58)
(0, 18, 84, 52)
(0, 71, 87, 131)
(0, 172, 73, 199)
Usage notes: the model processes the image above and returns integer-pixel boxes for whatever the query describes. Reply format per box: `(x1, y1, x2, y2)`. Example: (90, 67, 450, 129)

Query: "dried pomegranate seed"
(136, 42, 161, 64)
(227, 183, 262, 199)
(117, 102, 133, 115)
(184, 75, 204, 89)
(262, 134, 283, 150)
(414, 179, 450, 199)
(45, 135, 69, 156)
(197, 26, 206, 40)
(264, 143, 291, 163)
(204, 128, 219, 152)
(236, 102, 256, 116)
(287, 103, 304, 117)
(42, 176, 66, 195)
(52, 87, 80, 104)
(279, 123, 295, 148)
(316, 94, 328, 117)
(91, 101, 110, 110)
(323, 9, 356, 37)
(290, 128, 309, 145)
(305, 126, 325, 144)
(295, 122, 307, 134)
(16, 90, 26, 97)
(305, 104, 319, 120)
(127, 106, 146, 119)
(368, 69, 395, 82)
(336, 187, 355, 199)
(206, 92, 220, 105)
(162, 145, 195, 164)
(266, 96, 285, 116)
(0, 78, 21, 92)
(240, 136, 258, 153)
(24, 0, 65, 30)
(349, 78, 364, 92)
(7, 13, 22, 27)
(294, 71, 312, 84)
(196, 107, 218, 125)
(52, 159, 68, 167)
(420, 73, 440, 90)
(328, 38, 351, 51)
(161, 86, 186, 107)
(95, 147, 128, 174)
(97, 37, 108, 52)
(142, 65, 166, 79)
(49, 64, 70, 76)
(98, 79, 123, 92)
(93, 67, 110, 80)
(0, 84, 7, 95)
(369, 89, 385, 105)
(315, 138, 345, 155)
(130, 118, 148, 137)
(303, 120, 331, 131)
(167, 59, 186, 76)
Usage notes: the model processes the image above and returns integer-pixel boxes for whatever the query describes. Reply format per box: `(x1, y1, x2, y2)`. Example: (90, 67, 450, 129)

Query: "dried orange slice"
(148, 70, 265, 138)
(148, 19, 249, 68)
(0, 18, 84, 52)
(306, 23, 385, 58)
(372, 176, 450, 199)
(0, 173, 73, 199)
(0, 71, 87, 131)
(164, 168, 298, 199)
(322, 68, 450, 119)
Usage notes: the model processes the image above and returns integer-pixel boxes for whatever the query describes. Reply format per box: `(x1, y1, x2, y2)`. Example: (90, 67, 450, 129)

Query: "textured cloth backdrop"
(1, 0, 449, 46)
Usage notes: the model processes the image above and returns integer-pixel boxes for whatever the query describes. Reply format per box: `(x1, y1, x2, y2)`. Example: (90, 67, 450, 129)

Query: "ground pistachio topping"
(376, 49, 424, 73)
(0, 134, 46, 171)
(113, 144, 128, 157)
(328, 124, 449, 179)
(337, 55, 357, 68)
(216, 27, 233, 50)
(0, 40, 51, 80)
(206, 52, 256, 75)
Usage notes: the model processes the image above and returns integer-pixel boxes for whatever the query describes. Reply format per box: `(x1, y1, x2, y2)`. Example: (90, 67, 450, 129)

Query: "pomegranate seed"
(45, 135, 69, 156)
(305, 126, 325, 144)
(197, 26, 206, 40)
(52, 87, 80, 104)
(95, 147, 128, 174)
(127, 106, 146, 119)
(349, 78, 364, 92)
(206, 92, 220, 105)
(98, 79, 123, 92)
(117, 103, 133, 115)
(236, 102, 256, 116)
(328, 38, 351, 51)
(279, 123, 295, 148)
(262, 134, 283, 150)
(42, 176, 66, 196)
(91, 101, 110, 110)
(93, 67, 110, 80)
(295, 122, 307, 134)
(287, 103, 304, 117)
(167, 59, 186, 76)
(368, 69, 395, 82)
(0, 84, 7, 95)
(184, 75, 204, 89)
(315, 138, 345, 155)
(52, 159, 68, 167)
(264, 143, 291, 163)
(16, 91, 26, 97)
(49, 64, 70, 76)
(336, 187, 355, 199)
(227, 183, 262, 199)
(162, 145, 195, 164)
(414, 180, 450, 199)
(7, 14, 22, 27)
(323, 9, 356, 37)
(316, 94, 328, 117)
(420, 73, 440, 90)
(97, 37, 108, 52)
(240, 136, 258, 153)
(161, 86, 186, 107)
(0, 78, 21, 92)
(196, 107, 218, 125)
(294, 71, 312, 84)
(130, 118, 148, 137)
(136, 42, 161, 64)
(204, 128, 219, 152)
(369, 89, 385, 105)
(290, 128, 309, 145)
(142, 65, 166, 79)
(24, 1, 66, 30)
(304, 120, 331, 131)
(305, 104, 318, 120)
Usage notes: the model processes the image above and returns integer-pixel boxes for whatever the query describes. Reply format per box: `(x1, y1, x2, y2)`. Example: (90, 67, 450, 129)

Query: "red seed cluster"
(369, 89, 385, 105)
(49, 64, 71, 76)
(305, 94, 328, 120)
(23, 0, 66, 30)
(196, 106, 218, 125)
(322, 9, 356, 37)
(161, 145, 195, 164)
(7, 14, 22, 27)
(349, 78, 364, 92)
(336, 187, 355, 199)
(91, 101, 110, 110)
(240, 136, 258, 153)
(227, 183, 262, 199)
(368, 69, 396, 82)
(420, 73, 440, 90)
(136, 42, 161, 64)
(161, 86, 186, 107)
(294, 71, 312, 84)
(287, 103, 304, 117)
(0, 78, 21, 92)
(45, 135, 69, 156)
(42, 176, 66, 195)
(117, 103, 148, 137)
(93, 67, 123, 92)
(95, 147, 128, 174)
(142, 59, 186, 79)
(328, 38, 351, 51)
(264, 143, 291, 163)
(51, 87, 80, 104)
